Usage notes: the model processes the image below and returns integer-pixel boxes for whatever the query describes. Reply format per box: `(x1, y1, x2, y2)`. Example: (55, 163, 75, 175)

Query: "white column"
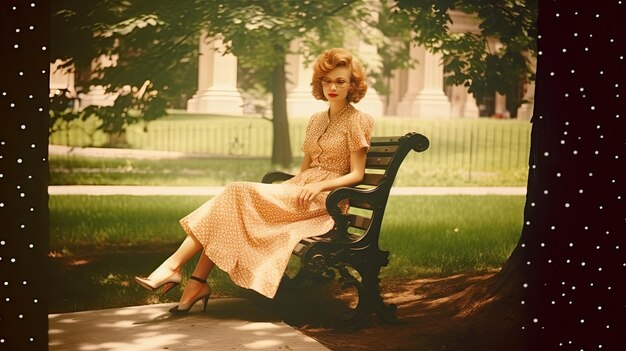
(78, 86, 117, 108)
(385, 68, 405, 116)
(448, 85, 479, 118)
(396, 44, 451, 118)
(463, 91, 480, 118)
(449, 84, 465, 117)
(187, 34, 243, 115)
(494, 92, 507, 117)
(49, 59, 76, 95)
(77, 54, 119, 109)
(517, 55, 536, 121)
(395, 52, 421, 117)
(448, 9, 480, 118)
(286, 41, 327, 117)
(354, 44, 384, 117)
(517, 80, 535, 120)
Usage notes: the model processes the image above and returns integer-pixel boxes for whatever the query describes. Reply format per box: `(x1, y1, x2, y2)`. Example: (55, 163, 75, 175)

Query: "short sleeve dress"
(179, 104, 374, 299)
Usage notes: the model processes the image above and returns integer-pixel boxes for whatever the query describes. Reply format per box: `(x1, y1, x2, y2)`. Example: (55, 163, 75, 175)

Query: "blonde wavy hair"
(311, 48, 368, 103)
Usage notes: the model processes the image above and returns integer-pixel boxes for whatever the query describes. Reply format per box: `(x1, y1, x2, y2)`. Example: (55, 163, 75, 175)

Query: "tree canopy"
(51, 0, 538, 162)
(396, 0, 538, 115)
(51, 0, 375, 164)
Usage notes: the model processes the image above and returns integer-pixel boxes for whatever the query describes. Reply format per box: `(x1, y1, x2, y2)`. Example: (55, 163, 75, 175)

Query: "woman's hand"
(297, 183, 325, 207)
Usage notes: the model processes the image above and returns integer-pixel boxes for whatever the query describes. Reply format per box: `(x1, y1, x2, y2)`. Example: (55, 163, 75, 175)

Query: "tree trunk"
(466, 3, 624, 349)
(271, 55, 292, 167)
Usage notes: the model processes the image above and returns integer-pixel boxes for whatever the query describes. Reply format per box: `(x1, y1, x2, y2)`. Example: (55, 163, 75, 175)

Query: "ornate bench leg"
(280, 269, 309, 291)
(332, 251, 398, 329)
(281, 266, 336, 292)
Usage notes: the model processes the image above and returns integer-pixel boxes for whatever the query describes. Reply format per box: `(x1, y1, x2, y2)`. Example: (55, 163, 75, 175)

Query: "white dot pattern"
(518, 2, 624, 349)
(1, 1, 49, 347)
(180, 104, 373, 298)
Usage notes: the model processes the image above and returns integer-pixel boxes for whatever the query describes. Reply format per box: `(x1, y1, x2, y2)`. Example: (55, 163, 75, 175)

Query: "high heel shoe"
(168, 276, 211, 315)
(134, 270, 182, 297)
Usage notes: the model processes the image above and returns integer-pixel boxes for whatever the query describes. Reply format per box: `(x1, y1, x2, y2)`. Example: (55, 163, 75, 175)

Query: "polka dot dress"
(180, 104, 374, 298)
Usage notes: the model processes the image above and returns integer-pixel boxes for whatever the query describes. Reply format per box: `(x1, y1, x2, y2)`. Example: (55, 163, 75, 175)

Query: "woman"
(135, 47, 374, 314)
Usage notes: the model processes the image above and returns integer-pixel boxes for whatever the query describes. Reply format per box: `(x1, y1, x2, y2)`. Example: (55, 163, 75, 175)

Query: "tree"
(505, 3, 623, 346)
(51, 0, 374, 165)
(392, 1, 623, 349)
(395, 0, 538, 117)
(50, 0, 181, 145)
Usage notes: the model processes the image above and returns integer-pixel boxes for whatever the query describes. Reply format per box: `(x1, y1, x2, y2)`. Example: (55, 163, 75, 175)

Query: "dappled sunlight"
(49, 298, 329, 350)
(97, 319, 140, 329)
(233, 322, 316, 346)
(242, 339, 284, 349)
(51, 316, 80, 324)
(48, 250, 66, 258)
(453, 295, 498, 319)
(234, 322, 282, 331)
(74, 334, 186, 351)
(48, 328, 64, 335)
(115, 304, 165, 316)
(69, 259, 91, 266)
(375, 272, 499, 319)
(422, 291, 470, 309)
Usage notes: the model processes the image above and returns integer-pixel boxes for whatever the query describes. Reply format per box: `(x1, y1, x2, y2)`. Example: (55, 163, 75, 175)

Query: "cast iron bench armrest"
(325, 185, 388, 243)
(261, 171, 294, 184)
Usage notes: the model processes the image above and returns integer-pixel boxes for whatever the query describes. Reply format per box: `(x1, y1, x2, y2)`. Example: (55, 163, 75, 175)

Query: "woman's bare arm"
(297, 148, 367, 206)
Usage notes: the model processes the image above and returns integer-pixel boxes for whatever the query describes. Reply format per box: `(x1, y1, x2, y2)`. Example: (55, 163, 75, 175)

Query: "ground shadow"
(49, 247, 526, 350)
(47, 244, 179, 313)
(246, 271, 526, 351)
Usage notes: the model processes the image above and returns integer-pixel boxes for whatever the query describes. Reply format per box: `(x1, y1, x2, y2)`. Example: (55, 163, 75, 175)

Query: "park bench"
(262, 132, 430, 328)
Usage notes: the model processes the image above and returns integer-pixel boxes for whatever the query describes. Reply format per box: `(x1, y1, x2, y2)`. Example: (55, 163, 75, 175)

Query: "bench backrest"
(335, 132, 429, 247)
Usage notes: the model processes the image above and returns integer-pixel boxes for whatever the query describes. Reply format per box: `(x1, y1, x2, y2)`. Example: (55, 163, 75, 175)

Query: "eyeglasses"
(321, 77, 349, 89)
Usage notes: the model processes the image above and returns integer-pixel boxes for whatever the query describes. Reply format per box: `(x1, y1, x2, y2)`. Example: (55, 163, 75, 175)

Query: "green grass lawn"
(49, 155, 281, 186)
(379, 196, 524, 277)
(49, 112, 531, 186)
(48, 194, 525, 312)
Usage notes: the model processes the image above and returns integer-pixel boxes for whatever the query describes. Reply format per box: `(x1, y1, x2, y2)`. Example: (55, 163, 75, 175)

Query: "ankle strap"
(189, 276, 207, 284)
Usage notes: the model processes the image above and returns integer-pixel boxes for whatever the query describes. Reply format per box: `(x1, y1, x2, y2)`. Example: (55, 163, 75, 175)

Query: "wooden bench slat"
(347, 227, 366, 237)
(293, 242, 307, 256)
(371, 136, 404, 144)
(361, 173, 384, 186)
(293, 236, 329, 256)
(367, 145, 400, 154)
(349, 199, 373, 209)
(348, 214, 371, 230)
(366, 156, 393, 169)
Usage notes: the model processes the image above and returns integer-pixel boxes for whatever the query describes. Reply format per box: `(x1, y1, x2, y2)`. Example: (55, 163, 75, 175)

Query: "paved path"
(49, 298, 328, 351)
(49, 185, 526, 196)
